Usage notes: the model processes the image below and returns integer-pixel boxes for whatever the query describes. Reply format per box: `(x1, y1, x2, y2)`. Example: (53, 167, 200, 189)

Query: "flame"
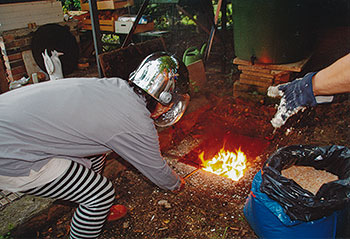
(199, 147, 247, 181)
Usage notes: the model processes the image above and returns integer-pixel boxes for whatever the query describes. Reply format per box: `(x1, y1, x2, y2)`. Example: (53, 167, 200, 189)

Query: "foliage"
(59, 0, 233, 48)
(101, 34, 121, 51)
(0, 224, 14, 239)
(59, 0, 233, 29)
(142, 4, 181, 30)
(59, 0, 81, 12)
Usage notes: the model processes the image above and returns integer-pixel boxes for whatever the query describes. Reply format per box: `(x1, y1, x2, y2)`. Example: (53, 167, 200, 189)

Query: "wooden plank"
(0, 1, 63, 31)
(0, 12, 62, 26)
(233, 81, 267, 95)
(240, 73, 273, 83)
(82, 19, 115, 31)
(233, 56, 311, 72)
(240, 71, 291, 86)
(271, 70, 284, 75)
(82, 20, 154, 33)
(238, 65, 271, 74)
(0, 3, 62, 18)
(240, 70, 274, 79)
(0, 1, 60, 12)
(1, 15, 63, 30)
(239, 78, 272, 88)
(83, 19, 114, 25)
(80, 0, 134, 11)
(22, 50, 41, 77)
(82, 24, 114, 32)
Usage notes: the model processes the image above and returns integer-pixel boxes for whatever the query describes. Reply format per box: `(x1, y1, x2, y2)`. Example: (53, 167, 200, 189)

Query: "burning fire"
(199, 147, 247, 181)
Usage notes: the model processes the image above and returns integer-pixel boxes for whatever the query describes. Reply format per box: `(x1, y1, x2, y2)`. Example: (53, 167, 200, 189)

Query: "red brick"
(7, 65, 26, 75)
(2, 33, 15, 43)
(3, 53, 22, 62)
(4, 38, 27, 50)
(4, 59, 24, 69)
(8, 72, 25, 82)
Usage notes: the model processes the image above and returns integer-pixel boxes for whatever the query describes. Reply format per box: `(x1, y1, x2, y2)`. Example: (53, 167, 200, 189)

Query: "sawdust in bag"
(282, 165, 339, 195)
(261, 145, 350, 222)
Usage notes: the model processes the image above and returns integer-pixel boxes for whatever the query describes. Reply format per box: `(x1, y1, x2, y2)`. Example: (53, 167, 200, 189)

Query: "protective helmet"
(129, 52, 190, 127)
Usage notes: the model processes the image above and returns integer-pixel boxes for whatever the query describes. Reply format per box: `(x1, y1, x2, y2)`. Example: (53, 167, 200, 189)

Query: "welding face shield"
(129, 52, 190, 127)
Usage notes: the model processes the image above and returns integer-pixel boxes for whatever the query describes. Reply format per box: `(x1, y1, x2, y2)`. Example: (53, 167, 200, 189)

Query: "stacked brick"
(0, 57, 8, 93)
(0, 28, 33, 82)
(0, 0, 66, 84)
(0, 22, 79, 84)
(233, 57, 310, 97)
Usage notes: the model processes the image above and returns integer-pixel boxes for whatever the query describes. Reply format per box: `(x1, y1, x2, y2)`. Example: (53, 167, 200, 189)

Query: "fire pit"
(200, 147, 247, 181)
(178, 130, 269, 183)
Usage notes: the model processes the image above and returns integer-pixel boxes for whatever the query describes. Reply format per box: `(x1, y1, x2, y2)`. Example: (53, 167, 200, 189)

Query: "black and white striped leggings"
(22, 155, 115, 239)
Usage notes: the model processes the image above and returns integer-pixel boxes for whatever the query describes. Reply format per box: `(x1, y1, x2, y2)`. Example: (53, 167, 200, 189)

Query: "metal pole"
(175, 4, 213, 38)
(89, 0, 103, 77)
(221, 0, 227, 73)
(184, 168, 201, 179)
(122, 0, 150, 48)
(204, 0, 223, 62)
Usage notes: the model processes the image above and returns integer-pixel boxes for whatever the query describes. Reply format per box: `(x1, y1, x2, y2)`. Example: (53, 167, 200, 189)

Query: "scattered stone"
(157, 200, 172, 209)
(123, 222, 129, 229)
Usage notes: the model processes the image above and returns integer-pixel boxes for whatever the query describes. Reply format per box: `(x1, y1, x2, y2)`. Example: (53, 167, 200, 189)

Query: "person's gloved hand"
(268, 72, 332, 128)
(172, 176, 186, 193)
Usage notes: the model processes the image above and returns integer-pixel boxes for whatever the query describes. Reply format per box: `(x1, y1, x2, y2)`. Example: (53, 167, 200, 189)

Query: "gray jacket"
(0, 77, 180, 190)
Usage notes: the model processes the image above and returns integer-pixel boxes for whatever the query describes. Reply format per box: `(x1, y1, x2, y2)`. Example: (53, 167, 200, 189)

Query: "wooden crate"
(82, 19, 115, 32)
(134, 22, 155, 34)
(81, 0, 134, 11)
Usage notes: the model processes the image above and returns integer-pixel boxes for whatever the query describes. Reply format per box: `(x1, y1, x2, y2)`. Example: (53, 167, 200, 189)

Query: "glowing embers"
(199, 147, 247, 181)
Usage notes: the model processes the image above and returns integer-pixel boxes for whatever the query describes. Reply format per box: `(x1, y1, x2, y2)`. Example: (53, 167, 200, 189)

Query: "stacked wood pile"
(233, 57, 310, 97)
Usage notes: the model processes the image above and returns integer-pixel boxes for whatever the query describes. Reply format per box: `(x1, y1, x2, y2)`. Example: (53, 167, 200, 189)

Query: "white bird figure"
(42, 49, 64, 81)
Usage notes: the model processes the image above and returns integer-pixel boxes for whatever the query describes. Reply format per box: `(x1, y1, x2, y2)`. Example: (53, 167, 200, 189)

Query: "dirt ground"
(10, 25, 350, 239)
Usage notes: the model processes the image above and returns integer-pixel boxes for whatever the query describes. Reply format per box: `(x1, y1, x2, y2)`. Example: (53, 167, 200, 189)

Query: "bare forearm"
(312, 53, 350, 96)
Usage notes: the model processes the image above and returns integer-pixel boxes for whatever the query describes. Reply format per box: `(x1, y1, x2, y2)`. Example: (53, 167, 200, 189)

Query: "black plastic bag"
(261, 145, 350, 222)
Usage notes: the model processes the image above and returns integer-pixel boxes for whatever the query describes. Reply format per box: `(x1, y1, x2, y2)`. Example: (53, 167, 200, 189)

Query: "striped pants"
(22, 155, 115, 238)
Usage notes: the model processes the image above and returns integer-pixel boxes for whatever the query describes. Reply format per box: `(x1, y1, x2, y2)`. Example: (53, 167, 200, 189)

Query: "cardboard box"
(115, 21, 154, 34)
(115, 21, 133, 34)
